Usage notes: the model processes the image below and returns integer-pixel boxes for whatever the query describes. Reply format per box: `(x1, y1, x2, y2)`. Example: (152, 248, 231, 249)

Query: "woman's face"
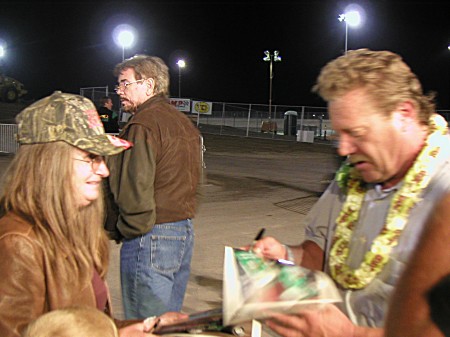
(72, 148, 109, 207)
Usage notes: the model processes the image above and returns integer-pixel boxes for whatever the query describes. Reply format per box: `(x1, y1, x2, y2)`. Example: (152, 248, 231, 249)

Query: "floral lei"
(329, 114, 449, 289)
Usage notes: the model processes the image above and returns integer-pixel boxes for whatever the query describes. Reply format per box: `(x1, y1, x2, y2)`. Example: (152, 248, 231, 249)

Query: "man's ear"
(146, 78, 155, 96)
(147, 78, 155, 89)
(396, 100, 417, 119)
(393, 100, 419, 132)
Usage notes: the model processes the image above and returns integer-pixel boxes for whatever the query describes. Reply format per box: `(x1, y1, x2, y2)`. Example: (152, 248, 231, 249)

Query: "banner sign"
(192, 100, 212, 115)
(170, 98, 191, 112)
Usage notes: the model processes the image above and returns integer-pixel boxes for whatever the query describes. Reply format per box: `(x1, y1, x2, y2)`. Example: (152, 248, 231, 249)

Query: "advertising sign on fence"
(170, 98, 191, 112)
(192, 100, 212, 115)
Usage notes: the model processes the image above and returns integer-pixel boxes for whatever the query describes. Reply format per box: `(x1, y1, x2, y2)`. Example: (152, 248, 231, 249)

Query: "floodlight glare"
(0, 45, 4, 58)
(177, 59, 186, 68)
(263, 50, 271, 61)
(113, 24, 137, 61)
(345, 10, 361, 27)
(338, 6, 363, 53)
(118, 30, 134, 49)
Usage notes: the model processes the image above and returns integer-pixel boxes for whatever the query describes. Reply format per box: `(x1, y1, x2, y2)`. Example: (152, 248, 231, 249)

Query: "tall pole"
(178, 67, 182, 97)
(263, 50, 281, 121)
(345, 21, 348, 54)
(176, 59, 185, 98)
(122, 45, 125, 61)
(339, 10, 362, 54)
(268, 58, 273, 120)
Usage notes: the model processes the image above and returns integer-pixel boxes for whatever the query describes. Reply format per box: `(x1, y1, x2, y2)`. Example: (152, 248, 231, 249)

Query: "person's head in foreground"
(0, 91, 131, 322)
(21, 306, 118, 337)
(312, 48, 444, 189)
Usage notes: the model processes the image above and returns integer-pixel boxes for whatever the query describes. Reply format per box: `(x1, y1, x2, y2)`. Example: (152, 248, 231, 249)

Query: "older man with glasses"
(106, 54, 202, 319)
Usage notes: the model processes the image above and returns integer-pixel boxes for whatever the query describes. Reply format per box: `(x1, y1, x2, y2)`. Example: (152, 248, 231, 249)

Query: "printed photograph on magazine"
(223, 246, 342, 325)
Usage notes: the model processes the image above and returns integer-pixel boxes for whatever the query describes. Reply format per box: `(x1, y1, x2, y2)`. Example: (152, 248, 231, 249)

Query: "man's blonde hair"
(21, 306, 118, 337)
(312, 49, 435, 125)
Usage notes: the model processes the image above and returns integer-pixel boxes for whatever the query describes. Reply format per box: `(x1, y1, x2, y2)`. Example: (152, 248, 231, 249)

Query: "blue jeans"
(120, 219, 194, 319)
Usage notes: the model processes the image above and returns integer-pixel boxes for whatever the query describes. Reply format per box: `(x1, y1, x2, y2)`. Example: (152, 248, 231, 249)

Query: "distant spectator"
(21, 306, 118, 337)
(98, 96, 119, 133)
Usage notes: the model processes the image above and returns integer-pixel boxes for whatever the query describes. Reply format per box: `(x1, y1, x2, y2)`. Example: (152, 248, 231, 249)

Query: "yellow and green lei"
(330, 114, 449, 289)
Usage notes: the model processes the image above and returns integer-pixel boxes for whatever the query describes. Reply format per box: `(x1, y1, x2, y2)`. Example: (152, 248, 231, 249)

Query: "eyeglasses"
(114, 79, 146, 93)
(73, 155, 105, 171)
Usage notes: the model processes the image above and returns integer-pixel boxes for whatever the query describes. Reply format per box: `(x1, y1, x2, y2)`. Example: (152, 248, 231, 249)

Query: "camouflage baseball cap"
(16, 91, 132, 155)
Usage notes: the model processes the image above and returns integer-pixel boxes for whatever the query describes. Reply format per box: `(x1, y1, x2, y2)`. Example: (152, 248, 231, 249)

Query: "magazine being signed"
(153, 246, 342, 335)
(223, 246, 342, 325)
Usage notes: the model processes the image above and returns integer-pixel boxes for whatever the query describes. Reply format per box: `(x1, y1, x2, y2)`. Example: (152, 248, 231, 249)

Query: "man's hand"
(157, 311, 189, 326)
(264, 304, 356, 337)
(251, 236, 287, 260)
(264, 305, 383, 337)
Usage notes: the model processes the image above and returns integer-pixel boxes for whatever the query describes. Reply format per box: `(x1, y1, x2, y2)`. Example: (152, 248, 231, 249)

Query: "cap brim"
(72, 134, 133, 156)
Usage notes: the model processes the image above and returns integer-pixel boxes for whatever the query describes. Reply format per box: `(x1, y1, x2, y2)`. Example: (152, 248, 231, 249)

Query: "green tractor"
(0, 74, 27, 103)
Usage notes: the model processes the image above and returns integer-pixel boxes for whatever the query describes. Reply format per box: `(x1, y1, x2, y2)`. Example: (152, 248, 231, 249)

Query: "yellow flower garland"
(329, 114, 449, 289)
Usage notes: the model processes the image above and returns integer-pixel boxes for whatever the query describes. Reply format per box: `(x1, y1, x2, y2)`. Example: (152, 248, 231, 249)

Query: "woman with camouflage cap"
(0, 92, 186, 337)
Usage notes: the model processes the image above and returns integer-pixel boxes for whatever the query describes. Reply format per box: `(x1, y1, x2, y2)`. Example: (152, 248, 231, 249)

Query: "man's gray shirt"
(305, 140, 450, 327)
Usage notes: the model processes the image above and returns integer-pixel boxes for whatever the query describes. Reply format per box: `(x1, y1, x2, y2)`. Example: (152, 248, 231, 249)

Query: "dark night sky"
(1, 0, 450, 108)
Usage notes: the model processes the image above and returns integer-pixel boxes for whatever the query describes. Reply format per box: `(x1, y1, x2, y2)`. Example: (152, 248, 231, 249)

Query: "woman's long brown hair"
(0, 142, 109, 285)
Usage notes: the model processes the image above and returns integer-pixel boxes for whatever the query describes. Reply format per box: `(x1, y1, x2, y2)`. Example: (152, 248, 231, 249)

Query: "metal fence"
(1, 87, 449, 155)
(79, 87, 332, 137)
(78, 87, 450, 139)
(0, 124, 19, 154)
(195, 102, 330, 138)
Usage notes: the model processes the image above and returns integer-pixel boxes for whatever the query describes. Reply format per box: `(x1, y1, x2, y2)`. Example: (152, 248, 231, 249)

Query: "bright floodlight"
(273, 50, 281, 62)
(113, 24, 137, 60)
(118, 30, 134, 49)
(338, 10, 361, 27)
(177, 59, 186, 68)
(0, 45, 4, 58)
(113, 24, 136, 49)
(345, 10, 361, 27)
(263, 50, 270, 61)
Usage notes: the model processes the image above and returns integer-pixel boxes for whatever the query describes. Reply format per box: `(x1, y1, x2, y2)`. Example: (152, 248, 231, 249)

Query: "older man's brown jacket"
(106, 94, 201, 239)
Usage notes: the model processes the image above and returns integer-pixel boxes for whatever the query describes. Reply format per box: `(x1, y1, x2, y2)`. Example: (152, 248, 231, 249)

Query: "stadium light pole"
(177, 59, 186, 98)
(338, 10, 361, 53)
(113, 25, 136, 125)
(263, 50, 281, 120)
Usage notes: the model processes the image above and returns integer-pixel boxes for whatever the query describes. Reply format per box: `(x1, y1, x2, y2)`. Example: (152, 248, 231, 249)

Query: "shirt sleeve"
(305, 181, 343, 252)
(115, 124, 157, 238)
(0, 234, 46, 337)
